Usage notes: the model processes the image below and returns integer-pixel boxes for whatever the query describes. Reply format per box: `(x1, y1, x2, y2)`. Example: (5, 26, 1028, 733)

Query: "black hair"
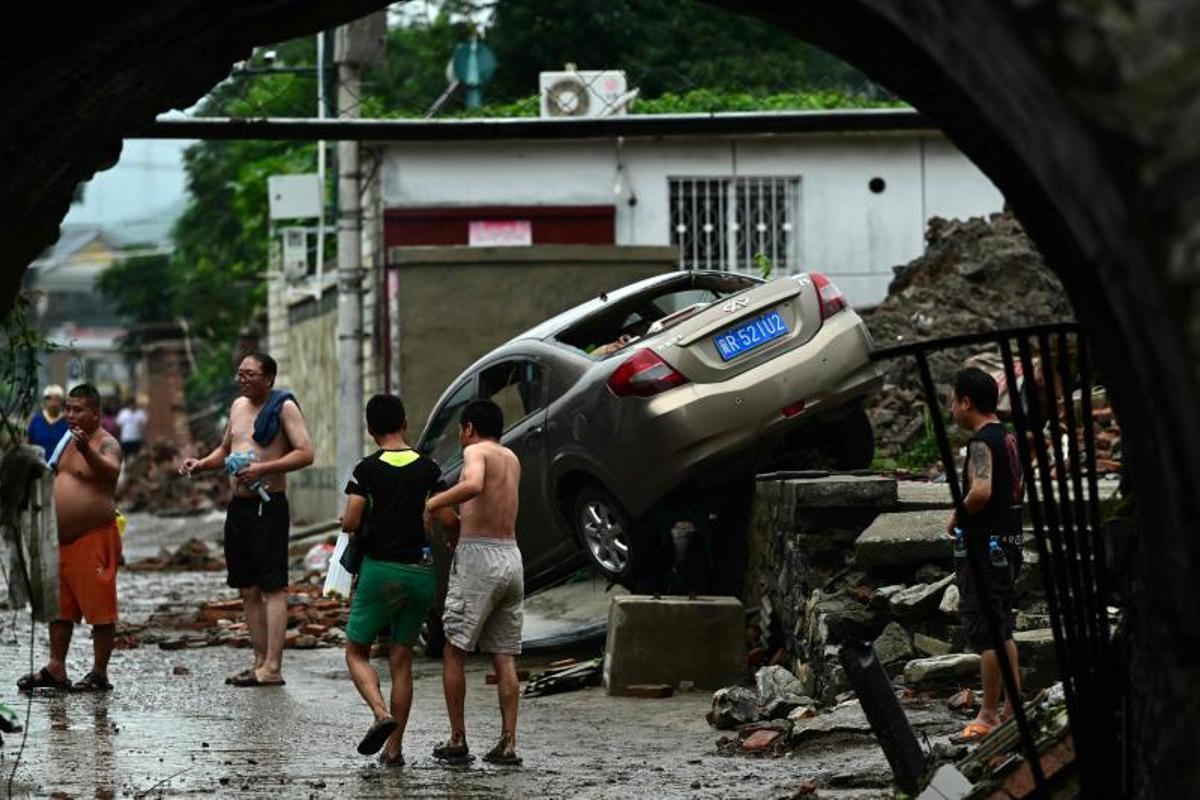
(68, 383, 101, 411)
(241, 351, 277, 384)
(365, 393, 406, 436)
(460, 399, 503, 439)
(953, 367, 999, 414)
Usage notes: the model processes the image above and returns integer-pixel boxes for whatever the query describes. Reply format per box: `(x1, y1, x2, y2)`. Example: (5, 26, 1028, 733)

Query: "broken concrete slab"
(889, 575, 954, 621)
(939, 584, 960, 617)
(855, 510, 953, 567)
(604, 595, 745, 695)
(914, 632, 954, 657)
(872, 621, 915, 666)
(903, 653, 981, 687)
(789, 700, 874, 744)
(755, 665, 812, 718)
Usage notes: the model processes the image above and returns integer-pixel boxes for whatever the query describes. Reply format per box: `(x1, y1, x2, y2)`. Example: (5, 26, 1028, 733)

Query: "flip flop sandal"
(482, 744, 523, 766)
(378, 749, 405, 768)
(229, 673, 286, 688)
(358, 717, 398, 756)
(225, 669, 256, 685)
(17, 667, 70, 692)
(949, 721, 993, 744)
(432, 740, 473, 764)
(71, 671, 113, 693)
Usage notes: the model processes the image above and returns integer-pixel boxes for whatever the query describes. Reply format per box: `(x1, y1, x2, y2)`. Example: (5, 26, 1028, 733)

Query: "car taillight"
(810, 272, 847, 319)
(607, 348, 689, 398)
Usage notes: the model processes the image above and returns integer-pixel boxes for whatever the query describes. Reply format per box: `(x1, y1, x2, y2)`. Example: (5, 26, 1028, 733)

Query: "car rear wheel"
(574, 486, 636, 582)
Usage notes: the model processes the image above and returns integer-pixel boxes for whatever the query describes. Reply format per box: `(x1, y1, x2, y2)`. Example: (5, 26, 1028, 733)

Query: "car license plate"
(713, 310, 789, 361)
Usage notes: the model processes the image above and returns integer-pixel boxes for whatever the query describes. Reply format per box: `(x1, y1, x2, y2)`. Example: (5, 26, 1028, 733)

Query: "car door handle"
(525, 424, 544, 440)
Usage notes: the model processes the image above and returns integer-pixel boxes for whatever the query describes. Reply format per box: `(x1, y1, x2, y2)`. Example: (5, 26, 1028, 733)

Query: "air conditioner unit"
(539, 69, 630, 118)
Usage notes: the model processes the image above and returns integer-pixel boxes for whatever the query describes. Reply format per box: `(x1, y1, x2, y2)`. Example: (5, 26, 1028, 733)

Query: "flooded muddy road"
(0, 514, 905, 799)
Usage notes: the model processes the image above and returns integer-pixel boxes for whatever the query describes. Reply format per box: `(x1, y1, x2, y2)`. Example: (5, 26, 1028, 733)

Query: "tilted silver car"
(417, 270, 883, 590)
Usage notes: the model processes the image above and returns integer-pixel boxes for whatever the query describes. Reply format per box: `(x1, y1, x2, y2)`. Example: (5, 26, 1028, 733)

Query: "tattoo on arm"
(969, 442, 992, 481)
(100, 438, 121, 457)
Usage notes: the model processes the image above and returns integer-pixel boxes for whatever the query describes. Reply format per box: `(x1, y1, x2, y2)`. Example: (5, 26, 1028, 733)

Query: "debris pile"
(730, 475, 1062, 766)
(862, 213, 1083, 461)
(126, 537, 225, 572)
(146, 581, 349, 650)
(117, 439, 231, 515)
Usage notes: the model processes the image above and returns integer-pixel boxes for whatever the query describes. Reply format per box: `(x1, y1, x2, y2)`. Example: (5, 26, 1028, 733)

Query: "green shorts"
(346, 556, 435, 646)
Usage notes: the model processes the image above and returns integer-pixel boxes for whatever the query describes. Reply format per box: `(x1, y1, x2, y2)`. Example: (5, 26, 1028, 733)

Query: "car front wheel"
(574, 486, 636, 583)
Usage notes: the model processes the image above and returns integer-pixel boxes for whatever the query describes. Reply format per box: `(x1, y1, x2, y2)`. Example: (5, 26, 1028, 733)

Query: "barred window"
(669, 176, 801, 274)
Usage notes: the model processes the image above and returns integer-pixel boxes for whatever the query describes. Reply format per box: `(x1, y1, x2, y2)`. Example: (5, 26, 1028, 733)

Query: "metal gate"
(871, 322, 1123, 797)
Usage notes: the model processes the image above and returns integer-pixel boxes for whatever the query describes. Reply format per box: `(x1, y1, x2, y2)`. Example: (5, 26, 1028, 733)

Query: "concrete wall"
(282, 289, 339, 524)
(382, 132, 1004, 306)
(389, 245, 676, 435)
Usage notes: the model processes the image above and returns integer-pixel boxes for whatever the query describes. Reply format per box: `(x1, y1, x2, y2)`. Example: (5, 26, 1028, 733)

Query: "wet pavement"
(0, 513, 899, 799)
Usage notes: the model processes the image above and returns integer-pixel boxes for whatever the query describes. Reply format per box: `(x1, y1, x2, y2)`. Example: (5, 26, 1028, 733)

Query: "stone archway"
(3, 2, 1198, 793)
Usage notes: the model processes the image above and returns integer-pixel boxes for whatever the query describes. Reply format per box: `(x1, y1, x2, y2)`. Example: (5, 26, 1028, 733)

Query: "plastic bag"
(322, 533, 353, 599)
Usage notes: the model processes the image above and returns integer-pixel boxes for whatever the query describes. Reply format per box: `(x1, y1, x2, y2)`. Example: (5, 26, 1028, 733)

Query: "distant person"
(424, 399, 524, 766)
(178, 352, 313, 687)
(16, 383, 123, 693)
(115, 398, 147, 456)
(341, 394, 455, 766)
(27, 384, 67, 458)
(100, 404, 119, 439)
(946, 367, 1025, 740)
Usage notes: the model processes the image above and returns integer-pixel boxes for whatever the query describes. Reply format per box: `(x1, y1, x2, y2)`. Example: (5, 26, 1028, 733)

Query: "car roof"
(515, 270, 755, 343)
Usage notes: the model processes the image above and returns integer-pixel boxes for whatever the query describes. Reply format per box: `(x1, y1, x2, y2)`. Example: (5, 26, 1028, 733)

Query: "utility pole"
(333, 14, 386, 500)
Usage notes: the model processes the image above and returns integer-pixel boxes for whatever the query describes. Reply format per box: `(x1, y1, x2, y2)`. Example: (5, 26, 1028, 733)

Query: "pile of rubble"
(144, 581, 349, 650)
(732, 476, 1060, 756)
(862, 213, 1076, 459)
(117, 439, 231, 515)
(126, 537, 225, 572)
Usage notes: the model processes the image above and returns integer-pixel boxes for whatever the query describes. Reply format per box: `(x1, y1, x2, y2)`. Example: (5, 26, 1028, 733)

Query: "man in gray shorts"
(424, 399, 524, 765)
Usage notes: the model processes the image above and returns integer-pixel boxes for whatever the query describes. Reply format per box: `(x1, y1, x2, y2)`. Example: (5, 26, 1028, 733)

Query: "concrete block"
(903, 653, 981, 687)
(914, 632, 954, 657)
(896, 481, 953, 511)
(855, 510, 953, 567)
(604, 595, 745, 696)
(917, 764, 973, 800)
(889, 575, 954, 621)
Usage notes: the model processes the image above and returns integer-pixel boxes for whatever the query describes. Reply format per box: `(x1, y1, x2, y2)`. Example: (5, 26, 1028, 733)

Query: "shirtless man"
(179, 352, 313, 686)
(423, 399, 524, 765)
(17, 383, 123, 693)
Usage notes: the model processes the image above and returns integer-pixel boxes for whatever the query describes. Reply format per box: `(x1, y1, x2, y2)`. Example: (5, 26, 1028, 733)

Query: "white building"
(380, 108, 1003, 306)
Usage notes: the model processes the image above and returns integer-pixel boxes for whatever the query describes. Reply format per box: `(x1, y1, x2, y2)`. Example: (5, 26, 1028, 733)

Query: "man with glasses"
(179, 351, 314, 686)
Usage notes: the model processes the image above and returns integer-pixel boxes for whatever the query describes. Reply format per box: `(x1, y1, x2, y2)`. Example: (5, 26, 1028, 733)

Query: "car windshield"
(554, 272, 759, 356)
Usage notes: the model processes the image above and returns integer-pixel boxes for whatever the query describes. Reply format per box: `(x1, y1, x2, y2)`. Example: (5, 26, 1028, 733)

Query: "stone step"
(855, 509, 953, 567)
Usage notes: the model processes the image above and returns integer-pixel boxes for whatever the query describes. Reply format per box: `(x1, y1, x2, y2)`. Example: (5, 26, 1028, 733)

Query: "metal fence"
(871, 321, 1122, 796)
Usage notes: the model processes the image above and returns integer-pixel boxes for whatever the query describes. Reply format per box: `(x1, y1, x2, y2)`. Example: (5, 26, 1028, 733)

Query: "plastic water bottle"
(420, 546, 433, 567)
(988, 536, 1009, 568)
(953, 527, 966, 559)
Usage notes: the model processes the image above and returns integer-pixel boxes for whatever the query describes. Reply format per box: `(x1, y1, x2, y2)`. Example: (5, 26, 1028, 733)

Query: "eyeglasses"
(236, 370, 264, 379)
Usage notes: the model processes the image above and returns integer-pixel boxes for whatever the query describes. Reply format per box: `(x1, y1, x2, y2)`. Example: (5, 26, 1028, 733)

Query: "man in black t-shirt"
(340, 394, 456, 766)
(947, 367, 1024, 741)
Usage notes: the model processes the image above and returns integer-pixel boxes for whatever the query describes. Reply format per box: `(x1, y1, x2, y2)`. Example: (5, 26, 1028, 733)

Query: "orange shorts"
(58, 520, 121, 625)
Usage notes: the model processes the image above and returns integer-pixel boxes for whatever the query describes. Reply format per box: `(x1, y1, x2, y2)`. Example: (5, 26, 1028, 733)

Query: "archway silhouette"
(3, 2, 1196, 794)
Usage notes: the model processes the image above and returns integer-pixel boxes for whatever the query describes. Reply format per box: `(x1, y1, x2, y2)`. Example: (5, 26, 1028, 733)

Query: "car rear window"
(555, 273, 759, 356)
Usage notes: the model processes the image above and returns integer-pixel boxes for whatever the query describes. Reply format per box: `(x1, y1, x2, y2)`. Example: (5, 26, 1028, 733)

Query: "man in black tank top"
(947, 367, 1024, 739)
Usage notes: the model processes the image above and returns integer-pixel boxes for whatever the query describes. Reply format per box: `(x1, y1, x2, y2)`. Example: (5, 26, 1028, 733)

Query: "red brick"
(741, 730, 783, 752)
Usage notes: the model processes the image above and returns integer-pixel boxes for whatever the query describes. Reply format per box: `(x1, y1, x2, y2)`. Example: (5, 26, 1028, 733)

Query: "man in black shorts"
(947, 367, 1024, 740)
(180, 352, 314, 686)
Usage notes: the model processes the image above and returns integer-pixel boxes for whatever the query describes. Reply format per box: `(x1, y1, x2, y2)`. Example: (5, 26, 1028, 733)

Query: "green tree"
(483, 0, 872, 104)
